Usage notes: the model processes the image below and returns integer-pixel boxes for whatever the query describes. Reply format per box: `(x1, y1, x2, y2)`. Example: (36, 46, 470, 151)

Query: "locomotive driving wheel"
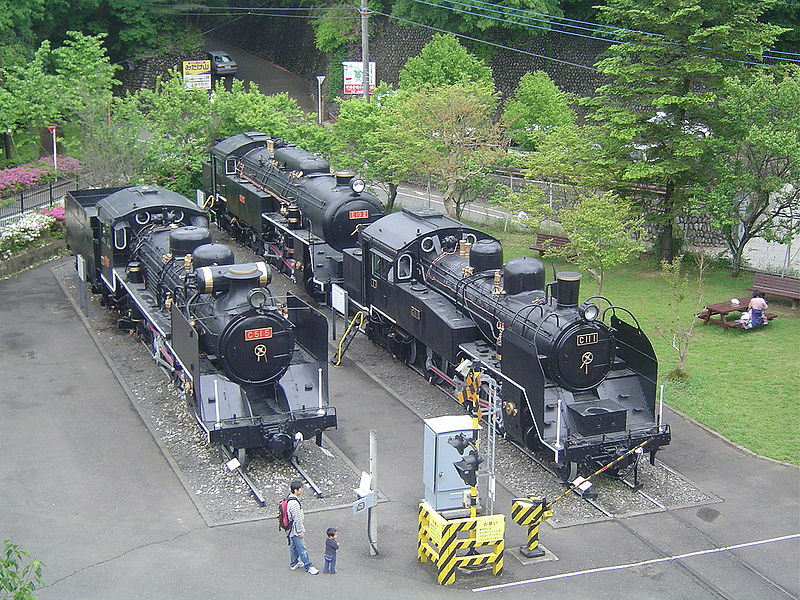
(554, 460, 578, 483)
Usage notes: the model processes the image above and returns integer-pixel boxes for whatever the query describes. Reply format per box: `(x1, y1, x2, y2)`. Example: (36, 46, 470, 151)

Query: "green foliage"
(692, 68, 800, 277)
(502, 71, 575, 150)
(492, 181, 551, 230)
(0, 0, 44, 38)
(0, 32, 118, 136)
(398, 34, 493, 91)
(554, 192, 644, 294)
(1, 539, 44, 599)
(312, 6, 360, 53)
(391, 0, 562, 42)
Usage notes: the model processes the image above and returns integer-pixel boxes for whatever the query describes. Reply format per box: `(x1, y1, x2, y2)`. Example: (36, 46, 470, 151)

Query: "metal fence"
(0, 176, 79, 226)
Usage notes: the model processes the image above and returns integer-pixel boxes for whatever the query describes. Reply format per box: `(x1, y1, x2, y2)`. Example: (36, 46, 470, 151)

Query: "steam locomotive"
(204, 133, 671, 478)
(202, 131, 385, 298)
(65, 185, 336, 462)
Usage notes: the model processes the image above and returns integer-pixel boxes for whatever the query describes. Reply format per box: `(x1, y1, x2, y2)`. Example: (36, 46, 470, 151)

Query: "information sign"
(183, 60, 212, 90)
(342, 61, 376, 95)
(474, 514, 505, 543)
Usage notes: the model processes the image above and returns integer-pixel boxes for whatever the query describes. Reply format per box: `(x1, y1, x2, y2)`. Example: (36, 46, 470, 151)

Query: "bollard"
(511, 497, 552, 558)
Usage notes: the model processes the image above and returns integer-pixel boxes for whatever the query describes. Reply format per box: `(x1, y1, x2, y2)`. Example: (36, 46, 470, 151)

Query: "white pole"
(555, 395, 563, 453)
(361, 0, 369, 103)
(51, 126, 57, 171)
(214, 378, 221, 429)
(316, 75, 326, 124)
(658, 384, 664, 429)
(318, 367, 323, 411)
(368, 429, 378, 555)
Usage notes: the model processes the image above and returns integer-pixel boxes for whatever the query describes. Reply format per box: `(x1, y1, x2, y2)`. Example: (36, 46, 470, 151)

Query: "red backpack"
(277, 496, 299, 531)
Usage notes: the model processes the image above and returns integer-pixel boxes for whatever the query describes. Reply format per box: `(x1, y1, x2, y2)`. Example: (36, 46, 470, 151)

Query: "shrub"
(0, 157, 81, 195)
(0, 208, 61, 260)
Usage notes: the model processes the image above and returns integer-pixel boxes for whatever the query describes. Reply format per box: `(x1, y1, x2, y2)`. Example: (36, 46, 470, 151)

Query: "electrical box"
(423, 415, 479, 511)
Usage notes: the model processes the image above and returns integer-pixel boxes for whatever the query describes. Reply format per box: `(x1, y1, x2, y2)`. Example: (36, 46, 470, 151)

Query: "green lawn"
(479, 224, 800, 465)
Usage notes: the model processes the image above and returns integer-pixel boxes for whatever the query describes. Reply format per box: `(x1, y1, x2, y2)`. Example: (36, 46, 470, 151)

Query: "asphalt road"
(202, 37, 317, 114)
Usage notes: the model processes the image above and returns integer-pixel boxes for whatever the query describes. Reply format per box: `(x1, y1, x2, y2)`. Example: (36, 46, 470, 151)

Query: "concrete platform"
(1, 259, 798, 599)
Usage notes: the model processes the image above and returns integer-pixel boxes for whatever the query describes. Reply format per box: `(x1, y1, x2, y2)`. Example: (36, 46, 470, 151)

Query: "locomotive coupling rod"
(546, 439, 653, 510)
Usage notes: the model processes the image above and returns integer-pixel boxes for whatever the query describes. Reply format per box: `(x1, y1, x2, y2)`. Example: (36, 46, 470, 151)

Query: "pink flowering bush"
(0, 157, 81, 195)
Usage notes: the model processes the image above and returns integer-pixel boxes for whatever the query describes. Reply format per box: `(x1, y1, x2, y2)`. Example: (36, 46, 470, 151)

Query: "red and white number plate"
(244, 327, 273, 341)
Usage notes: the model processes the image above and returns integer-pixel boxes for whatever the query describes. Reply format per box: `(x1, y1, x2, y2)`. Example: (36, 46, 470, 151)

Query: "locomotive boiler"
(203, 131, 385, 297)
(65, 185, 336, 462)
(344, 208, 670, 478)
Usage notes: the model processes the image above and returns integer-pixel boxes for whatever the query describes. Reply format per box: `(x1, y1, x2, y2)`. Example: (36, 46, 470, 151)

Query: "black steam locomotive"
(202, 131, 385, 298)
(205, 133, 670, 478)
(65, 185, 336, 462)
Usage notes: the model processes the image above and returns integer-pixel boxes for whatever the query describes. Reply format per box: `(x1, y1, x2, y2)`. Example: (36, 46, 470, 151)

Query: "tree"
(332, 91, 417, 211)
(389, 82, 506, 217)
(553, 192, 644, 294)
(502, 71, 575, 150)
(657, 254, 705, 380)
(694, 69, 800, 277)
(398, 33, 493, 91)
(1, 539, 44, 600)
(581, 0, 786, 261)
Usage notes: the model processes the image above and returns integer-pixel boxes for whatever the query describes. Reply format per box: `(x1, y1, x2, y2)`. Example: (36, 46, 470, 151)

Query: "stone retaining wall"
(0, 239, 67, 278)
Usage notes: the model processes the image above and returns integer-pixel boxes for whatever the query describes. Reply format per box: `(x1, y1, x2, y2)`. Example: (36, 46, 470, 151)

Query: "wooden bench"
(530, 233, 571, 256)
(750, 272, 800, 309)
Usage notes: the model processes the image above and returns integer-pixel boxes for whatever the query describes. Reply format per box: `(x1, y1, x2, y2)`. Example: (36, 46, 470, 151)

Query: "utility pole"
(360, 0, 370, 103)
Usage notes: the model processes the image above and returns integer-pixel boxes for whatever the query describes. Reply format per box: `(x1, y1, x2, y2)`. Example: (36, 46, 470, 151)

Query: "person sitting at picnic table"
(740, 292, 769, 328)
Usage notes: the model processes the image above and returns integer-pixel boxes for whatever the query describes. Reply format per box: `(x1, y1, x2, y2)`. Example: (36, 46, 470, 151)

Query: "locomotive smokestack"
(555, 271, 581, 308)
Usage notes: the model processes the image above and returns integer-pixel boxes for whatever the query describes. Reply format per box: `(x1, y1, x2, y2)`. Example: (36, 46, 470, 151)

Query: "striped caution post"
(511, 497, 552, 558)
(417, 502, 505, 585)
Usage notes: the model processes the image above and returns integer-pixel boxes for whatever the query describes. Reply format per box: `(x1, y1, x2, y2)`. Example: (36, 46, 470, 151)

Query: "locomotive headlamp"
(248, 288, 269, 310)
(579, 301, 599, 322)
(350, 178, 366, 193)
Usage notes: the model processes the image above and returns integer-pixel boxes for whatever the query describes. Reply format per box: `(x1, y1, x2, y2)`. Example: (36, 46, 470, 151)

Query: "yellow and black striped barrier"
(417, 502, 505, 585)
(511, 497, 553, 558)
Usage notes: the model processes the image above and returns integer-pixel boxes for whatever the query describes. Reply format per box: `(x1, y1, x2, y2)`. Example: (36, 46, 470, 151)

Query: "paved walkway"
(1, 260, 798, 599)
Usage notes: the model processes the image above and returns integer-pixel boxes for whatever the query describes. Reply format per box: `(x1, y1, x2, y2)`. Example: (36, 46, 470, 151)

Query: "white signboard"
(342, 61, 376, 95)
(331, 283, 348, 316)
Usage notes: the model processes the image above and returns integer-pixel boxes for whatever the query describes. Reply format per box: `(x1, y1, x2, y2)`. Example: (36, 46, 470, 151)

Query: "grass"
(475, 221, 800, 465)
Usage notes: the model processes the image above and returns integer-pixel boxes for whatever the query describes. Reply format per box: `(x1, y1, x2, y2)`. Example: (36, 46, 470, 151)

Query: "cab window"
(370, 250, 391, 280)
(397, 254, 412, 281)
(225, 157, 237, 175)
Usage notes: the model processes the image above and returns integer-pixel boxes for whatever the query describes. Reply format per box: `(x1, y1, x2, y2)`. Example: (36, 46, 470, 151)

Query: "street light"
(316, 75, 326, 124)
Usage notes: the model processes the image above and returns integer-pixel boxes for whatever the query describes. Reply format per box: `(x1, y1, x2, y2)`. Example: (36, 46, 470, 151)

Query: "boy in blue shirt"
(323, 528, 339, 574)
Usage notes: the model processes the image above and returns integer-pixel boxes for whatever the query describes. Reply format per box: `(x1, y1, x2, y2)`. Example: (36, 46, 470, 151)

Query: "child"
(323, 528, 339, 574)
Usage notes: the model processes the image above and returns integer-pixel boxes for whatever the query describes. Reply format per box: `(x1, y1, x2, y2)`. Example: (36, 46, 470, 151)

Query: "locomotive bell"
(555, 271, 582, 308)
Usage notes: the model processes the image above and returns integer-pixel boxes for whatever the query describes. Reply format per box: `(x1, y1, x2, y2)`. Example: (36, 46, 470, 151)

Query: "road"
(202, 37, 316, 113)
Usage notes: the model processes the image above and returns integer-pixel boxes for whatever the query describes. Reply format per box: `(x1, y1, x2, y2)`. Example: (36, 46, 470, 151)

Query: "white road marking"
(472, 533, 800, 592)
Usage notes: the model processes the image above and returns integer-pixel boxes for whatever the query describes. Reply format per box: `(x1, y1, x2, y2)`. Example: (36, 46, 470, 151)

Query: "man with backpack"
(282, 480, 319, 575)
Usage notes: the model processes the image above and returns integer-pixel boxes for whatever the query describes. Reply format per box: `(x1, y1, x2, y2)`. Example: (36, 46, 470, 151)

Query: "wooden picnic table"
(696, 297, 777, 331)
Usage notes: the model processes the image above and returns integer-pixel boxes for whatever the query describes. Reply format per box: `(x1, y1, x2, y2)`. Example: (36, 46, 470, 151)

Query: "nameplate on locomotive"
(245, 327, 273, 341)
(576, 333, 598, 346)
(349, 210, 369, 219)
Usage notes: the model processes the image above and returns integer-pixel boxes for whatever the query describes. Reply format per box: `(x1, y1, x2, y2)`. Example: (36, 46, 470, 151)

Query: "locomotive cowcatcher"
(65, 185, 336, 462)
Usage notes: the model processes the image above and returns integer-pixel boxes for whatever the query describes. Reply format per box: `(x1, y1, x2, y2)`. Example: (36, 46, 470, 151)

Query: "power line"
(370, 9, 598, 71)
(407, 0, 800, 63)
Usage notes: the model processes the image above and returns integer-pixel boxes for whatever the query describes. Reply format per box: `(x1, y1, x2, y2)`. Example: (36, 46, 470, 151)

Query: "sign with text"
(183, 60, 211, 90)
(342, 61, 376, 95)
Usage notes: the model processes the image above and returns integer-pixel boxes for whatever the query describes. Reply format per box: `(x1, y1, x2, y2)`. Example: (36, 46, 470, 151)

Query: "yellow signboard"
(427, 517, 444, 545)
(183, 60, 211, 76)
(182, 60, 212, 90)
(475, 514, 505, 543)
